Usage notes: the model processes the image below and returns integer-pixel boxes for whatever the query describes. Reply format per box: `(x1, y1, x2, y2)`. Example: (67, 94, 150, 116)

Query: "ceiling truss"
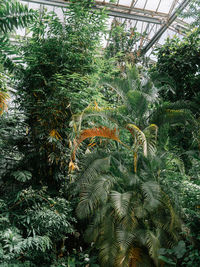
(142, 0, 191, 54)
(21, 0, 191, 55)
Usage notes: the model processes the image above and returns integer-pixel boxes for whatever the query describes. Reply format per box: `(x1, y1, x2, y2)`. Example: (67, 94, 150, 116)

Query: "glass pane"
(157, 0, 174, 13)
(134, 0, 147, 9)
(54, 7, 64, 21)
(118, 0, 133, 6)
(145, 0, 162, 11)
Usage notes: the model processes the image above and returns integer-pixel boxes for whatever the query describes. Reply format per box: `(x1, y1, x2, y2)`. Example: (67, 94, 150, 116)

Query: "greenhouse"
(0, 0, 199, 266)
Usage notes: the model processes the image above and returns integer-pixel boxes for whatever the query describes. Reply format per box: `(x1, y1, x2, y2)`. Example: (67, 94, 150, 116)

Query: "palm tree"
(71, 65, 160, 172)
(71, 64, 196, 167)
(70, 65, 189, 266)
(75, 151, 181, 267)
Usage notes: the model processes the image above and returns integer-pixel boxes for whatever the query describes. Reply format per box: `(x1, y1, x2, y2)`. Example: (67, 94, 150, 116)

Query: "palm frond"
(116, 228, 136, 251)
(76, 156, 111, 193)
(161, 191, 180, 233)
(98, 238, 118, 267)
(79, 126, 120, 143)
(151, 101, 195, 127)
(110, 191, 132, 220)
(126, 64, 141, 91)
(145, 229, 161, 266)
(126, 124, 147, 156)
(72, 126, 121, 160)
(76, 174, 115, 219)
(143, 124, 158, 155)
(129, 247, 142, 267)
(141, 181, 161, 209)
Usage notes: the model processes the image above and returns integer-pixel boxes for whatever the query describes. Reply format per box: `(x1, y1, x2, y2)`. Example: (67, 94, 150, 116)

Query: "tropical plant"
(0, 0, 36, 115)
(182, 0, 200, 28)
(0, 71, 9, 115)
(69, 65, 195, 266)
(71, 64, 196, 172)
(73, 150, 181, 267)
(0, 0, 35, 34)
(0, 0, 107, 265)
(152, 29, 200, 103)
(0, 187, 75, 265)
(105, 19, 145, 66)
(0, 0, 36, 71)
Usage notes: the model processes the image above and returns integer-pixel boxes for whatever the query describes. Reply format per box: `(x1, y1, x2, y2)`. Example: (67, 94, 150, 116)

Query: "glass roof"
(19, 0, 193, 60)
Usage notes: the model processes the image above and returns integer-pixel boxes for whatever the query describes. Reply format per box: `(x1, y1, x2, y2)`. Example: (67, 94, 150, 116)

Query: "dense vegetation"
(0, 0, 199, 266)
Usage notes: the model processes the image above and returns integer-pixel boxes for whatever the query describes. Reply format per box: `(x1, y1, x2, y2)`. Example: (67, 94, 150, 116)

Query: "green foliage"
(182, 0, 200, 28)
(71, 63, 200, 266)
(12, 170, 32, 182)
(105, 19, 145, 65)
(74, 151, 181, 267)
(158, 239, 200, 266)
(0, 0, 36, 34)
(0, 1, 199, 266)
(153, 29, 200, 103)
(0, 0, 36, 72)
(0, 187, 75, 265)
(0, 1, 107, 265)
(11, 0, 107, 188)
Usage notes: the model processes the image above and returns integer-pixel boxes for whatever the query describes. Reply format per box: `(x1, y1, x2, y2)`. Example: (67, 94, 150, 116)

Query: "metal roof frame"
(142, 0, 191, 54)
(21, 0, 192, 56)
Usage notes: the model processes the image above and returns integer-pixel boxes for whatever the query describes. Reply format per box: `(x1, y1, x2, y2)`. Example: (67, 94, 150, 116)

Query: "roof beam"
(107, 10, 161, 24)
(21, 0, 68, 8)
(21, 0, 161, 24)
(142, 0, 191, 55)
